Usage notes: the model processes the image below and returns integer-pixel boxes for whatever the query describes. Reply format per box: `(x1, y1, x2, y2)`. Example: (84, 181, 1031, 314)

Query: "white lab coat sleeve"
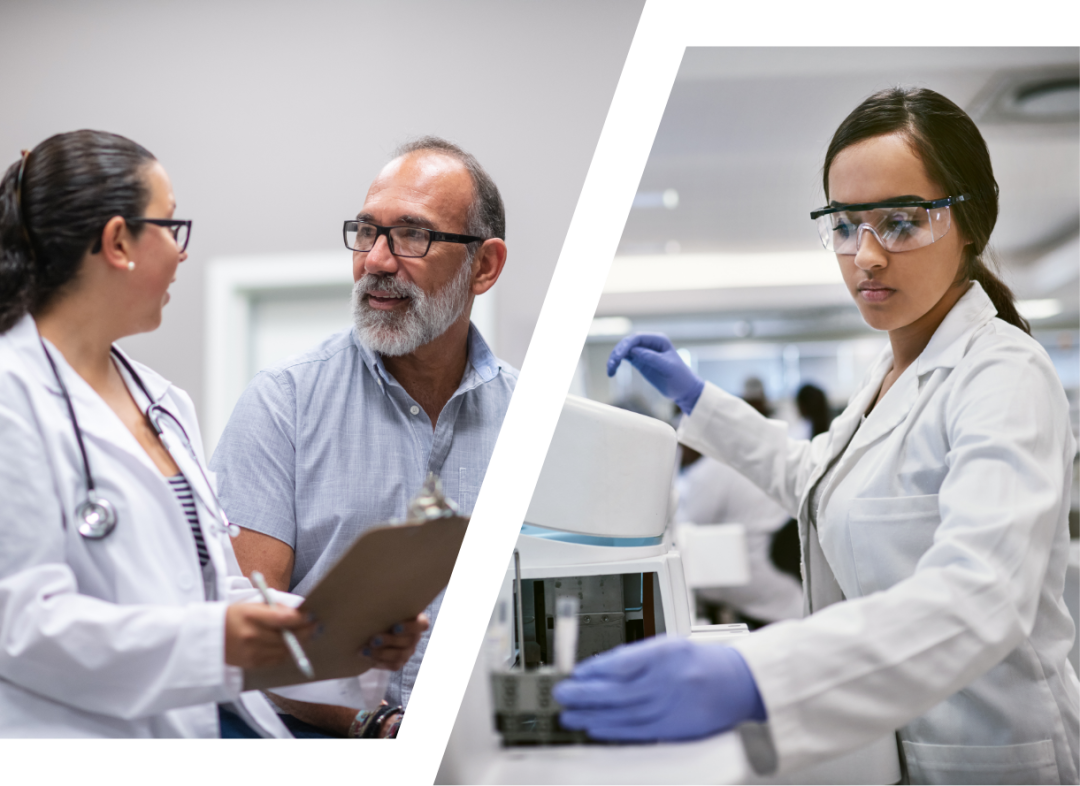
(677, 382, 826, 517)
(0, 403, 239, 720)
(729, 342, 1072, 773)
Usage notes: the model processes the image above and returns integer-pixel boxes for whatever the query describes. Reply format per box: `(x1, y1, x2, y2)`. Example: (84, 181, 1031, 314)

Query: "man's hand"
(224, 602, 314, 670)
(363, 614, 430, 671)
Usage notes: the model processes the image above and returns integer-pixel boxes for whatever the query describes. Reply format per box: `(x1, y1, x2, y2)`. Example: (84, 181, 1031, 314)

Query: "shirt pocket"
(847, 494, 940, 595)
(902, 738, 1060, 785)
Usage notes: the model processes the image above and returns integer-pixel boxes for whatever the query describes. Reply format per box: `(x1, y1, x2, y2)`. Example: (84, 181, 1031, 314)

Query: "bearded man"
(209, 137, 515, 737)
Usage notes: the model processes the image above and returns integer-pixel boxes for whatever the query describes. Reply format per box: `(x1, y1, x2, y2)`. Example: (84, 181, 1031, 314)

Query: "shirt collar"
(915, 280, 998, 375)
(351, 321, 503, 397)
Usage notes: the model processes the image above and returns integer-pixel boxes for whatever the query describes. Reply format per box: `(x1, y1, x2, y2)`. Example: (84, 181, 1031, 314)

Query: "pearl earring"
(127, 261, 135, 271)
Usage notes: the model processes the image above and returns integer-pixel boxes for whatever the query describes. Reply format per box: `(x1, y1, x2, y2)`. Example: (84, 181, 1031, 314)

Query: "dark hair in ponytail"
(822, 87, 1030, 335)
(0, 130, 156, 333)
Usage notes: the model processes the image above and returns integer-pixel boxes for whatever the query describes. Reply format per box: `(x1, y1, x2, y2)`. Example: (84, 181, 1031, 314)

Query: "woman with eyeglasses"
(555, 88, 1078, 784)
(0, 130, 425, 737)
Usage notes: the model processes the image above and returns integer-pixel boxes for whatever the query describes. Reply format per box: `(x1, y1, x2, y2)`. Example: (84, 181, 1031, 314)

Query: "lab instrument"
(438, 396, 901, 784)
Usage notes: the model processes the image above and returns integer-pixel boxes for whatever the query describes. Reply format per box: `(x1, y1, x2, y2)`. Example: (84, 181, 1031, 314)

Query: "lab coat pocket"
(902, 738, 1059, 785)
(847, 495, 940, 595)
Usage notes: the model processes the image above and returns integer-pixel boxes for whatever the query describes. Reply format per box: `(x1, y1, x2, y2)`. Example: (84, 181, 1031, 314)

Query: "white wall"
(0, 0, 643, 421)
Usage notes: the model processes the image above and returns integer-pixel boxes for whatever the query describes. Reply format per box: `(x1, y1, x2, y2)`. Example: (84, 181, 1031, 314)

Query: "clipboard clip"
(405, 472, 461, 522)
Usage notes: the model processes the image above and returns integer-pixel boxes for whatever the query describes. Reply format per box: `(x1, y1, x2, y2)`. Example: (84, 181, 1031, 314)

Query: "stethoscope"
(40, 338, 240, 541)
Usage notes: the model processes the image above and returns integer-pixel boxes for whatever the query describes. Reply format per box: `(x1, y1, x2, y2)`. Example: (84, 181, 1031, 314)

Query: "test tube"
(554, 595, 580, 673)
(513, 550, 526, 670)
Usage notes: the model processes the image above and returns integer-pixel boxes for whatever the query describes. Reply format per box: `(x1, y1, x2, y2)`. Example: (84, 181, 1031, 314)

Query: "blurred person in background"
(795, 383, 833, 440)
(740, 376, 770, 417)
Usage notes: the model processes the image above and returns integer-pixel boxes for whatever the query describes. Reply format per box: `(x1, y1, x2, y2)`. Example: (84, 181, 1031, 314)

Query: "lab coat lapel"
(800, 346, 890, 504)
(842, 282, 997, 460)
(811, 282, 999, 525)
(112, 356, 221, 521)
(816, 347, 921, 527)
(844, 362, 920, 457)
(802, 283, 1000, 615)
(19, 326, 159, 479)
(111, 346, 174, 407)
(110, 347, 230, 593)
(795, 350, 889, 612)
(915, 281, 997, 376)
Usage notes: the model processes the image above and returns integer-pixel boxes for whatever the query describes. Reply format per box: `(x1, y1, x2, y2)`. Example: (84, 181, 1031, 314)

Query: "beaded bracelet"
(347, 709, 376, 738)
(348, 704, 403, 738)
(362, 703, 401, 738)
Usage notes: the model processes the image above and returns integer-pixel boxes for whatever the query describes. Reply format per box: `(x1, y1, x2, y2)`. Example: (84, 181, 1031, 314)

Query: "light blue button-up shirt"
(210, 323, 517, 707)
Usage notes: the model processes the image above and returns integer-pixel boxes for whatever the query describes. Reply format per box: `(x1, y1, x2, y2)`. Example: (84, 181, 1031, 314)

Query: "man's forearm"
(232, 527, 295, 590)
(265, 692, 358, 736)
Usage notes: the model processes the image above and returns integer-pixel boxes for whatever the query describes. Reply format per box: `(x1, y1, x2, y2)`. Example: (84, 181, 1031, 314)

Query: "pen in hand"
(250, 570, 315, 680)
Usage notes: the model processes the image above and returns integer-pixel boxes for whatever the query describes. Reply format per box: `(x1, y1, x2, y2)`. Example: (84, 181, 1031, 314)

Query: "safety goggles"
(810, 196, 967, 254)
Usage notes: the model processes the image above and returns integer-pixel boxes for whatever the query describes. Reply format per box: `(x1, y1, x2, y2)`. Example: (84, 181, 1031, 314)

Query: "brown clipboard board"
(244, 515, 469, 691)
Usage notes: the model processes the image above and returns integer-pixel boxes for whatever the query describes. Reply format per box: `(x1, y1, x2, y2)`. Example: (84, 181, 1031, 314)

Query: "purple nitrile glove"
(553, 636, 766, 742)
(607, 333, 705, 414)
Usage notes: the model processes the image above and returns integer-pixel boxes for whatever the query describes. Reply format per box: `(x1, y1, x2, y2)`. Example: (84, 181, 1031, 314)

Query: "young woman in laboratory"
(556, 88, 1078, 784)
(0, 130, 425, 737)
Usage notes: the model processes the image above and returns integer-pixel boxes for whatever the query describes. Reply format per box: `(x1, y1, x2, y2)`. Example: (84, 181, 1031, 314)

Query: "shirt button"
(410, 406, 420, 415)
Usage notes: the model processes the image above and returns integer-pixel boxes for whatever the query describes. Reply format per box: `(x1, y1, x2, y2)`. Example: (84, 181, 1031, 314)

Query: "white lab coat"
(678, 283, 1079, 784)
(675, 457, 803, 622)
(0, 313, 295, 737)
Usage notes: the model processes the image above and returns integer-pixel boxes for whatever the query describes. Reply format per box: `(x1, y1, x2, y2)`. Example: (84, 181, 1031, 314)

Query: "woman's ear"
(97, 215, 134, 271)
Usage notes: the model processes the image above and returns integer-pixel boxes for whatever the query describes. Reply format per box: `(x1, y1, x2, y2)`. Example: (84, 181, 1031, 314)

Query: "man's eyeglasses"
(810, 196, 966, 255)
(90, 218, 192, 254)
(343, 220, 484, 259)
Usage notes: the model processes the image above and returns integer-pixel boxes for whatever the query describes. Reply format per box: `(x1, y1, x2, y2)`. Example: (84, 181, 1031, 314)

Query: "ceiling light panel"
(603, 251, 842, 293)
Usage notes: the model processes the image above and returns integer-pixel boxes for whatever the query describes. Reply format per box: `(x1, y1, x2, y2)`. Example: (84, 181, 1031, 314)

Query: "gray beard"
(351, 259, 473, 357)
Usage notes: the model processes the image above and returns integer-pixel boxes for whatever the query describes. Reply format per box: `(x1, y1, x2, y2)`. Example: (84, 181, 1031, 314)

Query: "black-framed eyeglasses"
(342, 220, 484, 258)
(90, 218, 193, 254)
(125, 218, 192, 252)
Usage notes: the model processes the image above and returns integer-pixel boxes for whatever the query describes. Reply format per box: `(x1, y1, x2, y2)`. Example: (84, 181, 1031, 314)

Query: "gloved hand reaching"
(607, 333, 705, 414)
(553, 636, 766, 741)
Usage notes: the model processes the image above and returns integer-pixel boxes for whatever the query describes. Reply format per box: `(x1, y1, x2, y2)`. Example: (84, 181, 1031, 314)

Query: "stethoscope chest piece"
(76, 493, 117, 540)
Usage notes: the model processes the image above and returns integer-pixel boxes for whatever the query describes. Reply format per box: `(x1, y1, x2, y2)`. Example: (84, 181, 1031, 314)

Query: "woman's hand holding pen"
(362, 614, 430, 671)
(224, 603, 315, 669)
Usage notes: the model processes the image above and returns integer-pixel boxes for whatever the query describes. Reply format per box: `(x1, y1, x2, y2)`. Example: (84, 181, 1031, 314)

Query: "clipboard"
(244, 515, 469, 691)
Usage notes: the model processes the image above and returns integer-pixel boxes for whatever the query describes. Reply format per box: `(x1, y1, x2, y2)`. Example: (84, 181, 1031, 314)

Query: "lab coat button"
(410, 406, 420, 415)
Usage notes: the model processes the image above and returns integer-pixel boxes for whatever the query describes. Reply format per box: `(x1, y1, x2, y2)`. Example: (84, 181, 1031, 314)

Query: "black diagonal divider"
(401, 6, 686, 768)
